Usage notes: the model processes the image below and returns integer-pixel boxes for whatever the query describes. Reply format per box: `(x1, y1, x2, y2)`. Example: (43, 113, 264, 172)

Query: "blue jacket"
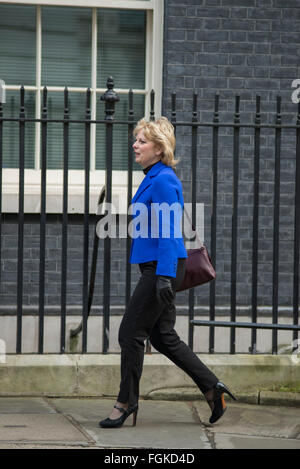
(129, 161, 187, 277)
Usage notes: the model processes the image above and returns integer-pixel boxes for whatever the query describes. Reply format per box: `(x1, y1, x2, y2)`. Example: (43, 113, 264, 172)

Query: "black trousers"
(117, 259, 218, 407)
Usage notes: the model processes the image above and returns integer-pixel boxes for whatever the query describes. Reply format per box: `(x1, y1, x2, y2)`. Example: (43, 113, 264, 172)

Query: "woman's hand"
(156, 276, 175, 306)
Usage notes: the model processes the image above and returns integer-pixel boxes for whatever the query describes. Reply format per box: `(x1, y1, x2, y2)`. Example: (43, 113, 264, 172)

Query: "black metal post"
(126, 89, 134, 308)
(82, 88, 91, 353)
(17, 86, 25, 354)
(60, 87, 69, 353)
(209, 94, 219, 354)
(188, 91, 198, 350)
(150, 90, 155, 122)
(293, 101, 300, 347)
(38, 87, 47, 353)
(250, 95, 261, 354)
(230, 95, 240, 354)
(191, 319, 300, 332)
(146, 89, 155, 355)
(171, 92, 176, 127)
(272, 96, 281, 354)
(101, 77, 119, 353)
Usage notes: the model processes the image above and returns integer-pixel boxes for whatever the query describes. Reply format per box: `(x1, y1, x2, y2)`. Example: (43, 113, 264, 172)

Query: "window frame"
(0, 0, 164, 213)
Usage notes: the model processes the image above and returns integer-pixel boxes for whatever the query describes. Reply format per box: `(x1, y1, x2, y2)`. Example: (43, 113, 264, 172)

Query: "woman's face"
(133, 130, 162, 169)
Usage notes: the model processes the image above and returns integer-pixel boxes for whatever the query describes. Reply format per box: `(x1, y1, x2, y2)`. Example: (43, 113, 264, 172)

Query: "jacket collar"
(132, 161, 166, 203)
(146, 160, 165, 177)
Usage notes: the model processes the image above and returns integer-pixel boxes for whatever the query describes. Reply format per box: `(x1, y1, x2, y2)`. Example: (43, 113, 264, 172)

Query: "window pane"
(3, 89, 35, 169)
(97, 9, 146, 89)
(96, 93, 145, 171)
(45, 92, 87, 170)
(96, 9, 146, 171)
(42, 7, 92, 88)
(0, 4, 36, 85)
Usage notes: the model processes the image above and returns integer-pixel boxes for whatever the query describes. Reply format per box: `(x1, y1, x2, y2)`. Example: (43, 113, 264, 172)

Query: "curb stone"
(146, 387, 300, 407)
(259, 391, 300, 407)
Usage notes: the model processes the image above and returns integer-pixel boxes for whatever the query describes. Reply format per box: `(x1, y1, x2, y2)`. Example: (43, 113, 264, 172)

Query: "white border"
(0, 0, 164, 213)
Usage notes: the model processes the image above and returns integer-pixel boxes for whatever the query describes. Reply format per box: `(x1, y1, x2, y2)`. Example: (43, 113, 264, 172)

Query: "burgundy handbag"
(176, 209, 216, 292)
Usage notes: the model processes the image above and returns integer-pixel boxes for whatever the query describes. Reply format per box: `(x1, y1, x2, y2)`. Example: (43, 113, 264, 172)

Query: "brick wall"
(163, 0, 299, 309)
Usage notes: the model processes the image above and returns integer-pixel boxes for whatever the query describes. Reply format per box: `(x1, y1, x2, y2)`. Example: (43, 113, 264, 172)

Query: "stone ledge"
(0, 354, 299, 400)
(145, 388, 300, 407)
(259, 391, 300, 408)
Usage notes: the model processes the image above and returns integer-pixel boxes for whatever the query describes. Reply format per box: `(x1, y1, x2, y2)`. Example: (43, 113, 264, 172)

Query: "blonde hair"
(133, 117, 179, 169)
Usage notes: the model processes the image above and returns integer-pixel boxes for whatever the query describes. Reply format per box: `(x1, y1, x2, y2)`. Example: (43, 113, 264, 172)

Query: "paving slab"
(214, 433, 300, 449)
(194, 401, 300, 445)
(0, 413, 90, 445)
(51, 398, 211, 449)
(0, 397, 56, 414)
(1, 397, 300, 450)
(0, 443, 95, 449)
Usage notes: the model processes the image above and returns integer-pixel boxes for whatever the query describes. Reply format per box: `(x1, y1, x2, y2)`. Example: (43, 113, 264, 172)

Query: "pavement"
(0, 395, 299, 450)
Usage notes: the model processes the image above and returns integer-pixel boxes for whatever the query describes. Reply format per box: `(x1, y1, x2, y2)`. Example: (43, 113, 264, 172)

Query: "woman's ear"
(155, 145, 163, 157)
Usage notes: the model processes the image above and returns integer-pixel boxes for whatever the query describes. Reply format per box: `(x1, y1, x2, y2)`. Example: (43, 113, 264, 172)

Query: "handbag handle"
(183, 205, 204, 249)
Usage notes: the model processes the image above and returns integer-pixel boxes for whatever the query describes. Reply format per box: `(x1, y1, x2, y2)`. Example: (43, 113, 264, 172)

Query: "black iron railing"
(170, 92, 300, 355)
(0, 77, 299, 354)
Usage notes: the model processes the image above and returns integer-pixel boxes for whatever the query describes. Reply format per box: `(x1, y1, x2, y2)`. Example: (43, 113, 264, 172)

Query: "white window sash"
(0, 0, 164, 213)
(0, 0, 155, 9)
(2, 168, 144, 214)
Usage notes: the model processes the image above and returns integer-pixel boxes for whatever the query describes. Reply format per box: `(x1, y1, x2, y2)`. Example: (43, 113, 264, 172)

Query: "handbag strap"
(183, 205, 204, 249)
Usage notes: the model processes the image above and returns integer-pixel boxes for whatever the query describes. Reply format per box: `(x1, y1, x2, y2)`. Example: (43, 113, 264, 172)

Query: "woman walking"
(99, 117, 235, 428)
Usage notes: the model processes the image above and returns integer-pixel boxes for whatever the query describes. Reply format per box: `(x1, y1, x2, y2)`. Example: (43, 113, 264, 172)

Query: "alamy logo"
(0, 80, 5, 104)
(291, 79, 300, 104)
(0, 339, 6, 364)
(96, 201, 204, 249)
(291, 339, 300, 364)
(279, 339, 300, 365)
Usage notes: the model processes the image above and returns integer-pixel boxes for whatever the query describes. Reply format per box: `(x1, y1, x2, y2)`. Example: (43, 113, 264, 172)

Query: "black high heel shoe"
(99, 404, 138, 429)
(207, 382, 236, 424)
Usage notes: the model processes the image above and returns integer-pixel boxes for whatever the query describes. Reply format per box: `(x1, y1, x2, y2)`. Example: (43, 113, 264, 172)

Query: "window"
(0, 0, 164, 213)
